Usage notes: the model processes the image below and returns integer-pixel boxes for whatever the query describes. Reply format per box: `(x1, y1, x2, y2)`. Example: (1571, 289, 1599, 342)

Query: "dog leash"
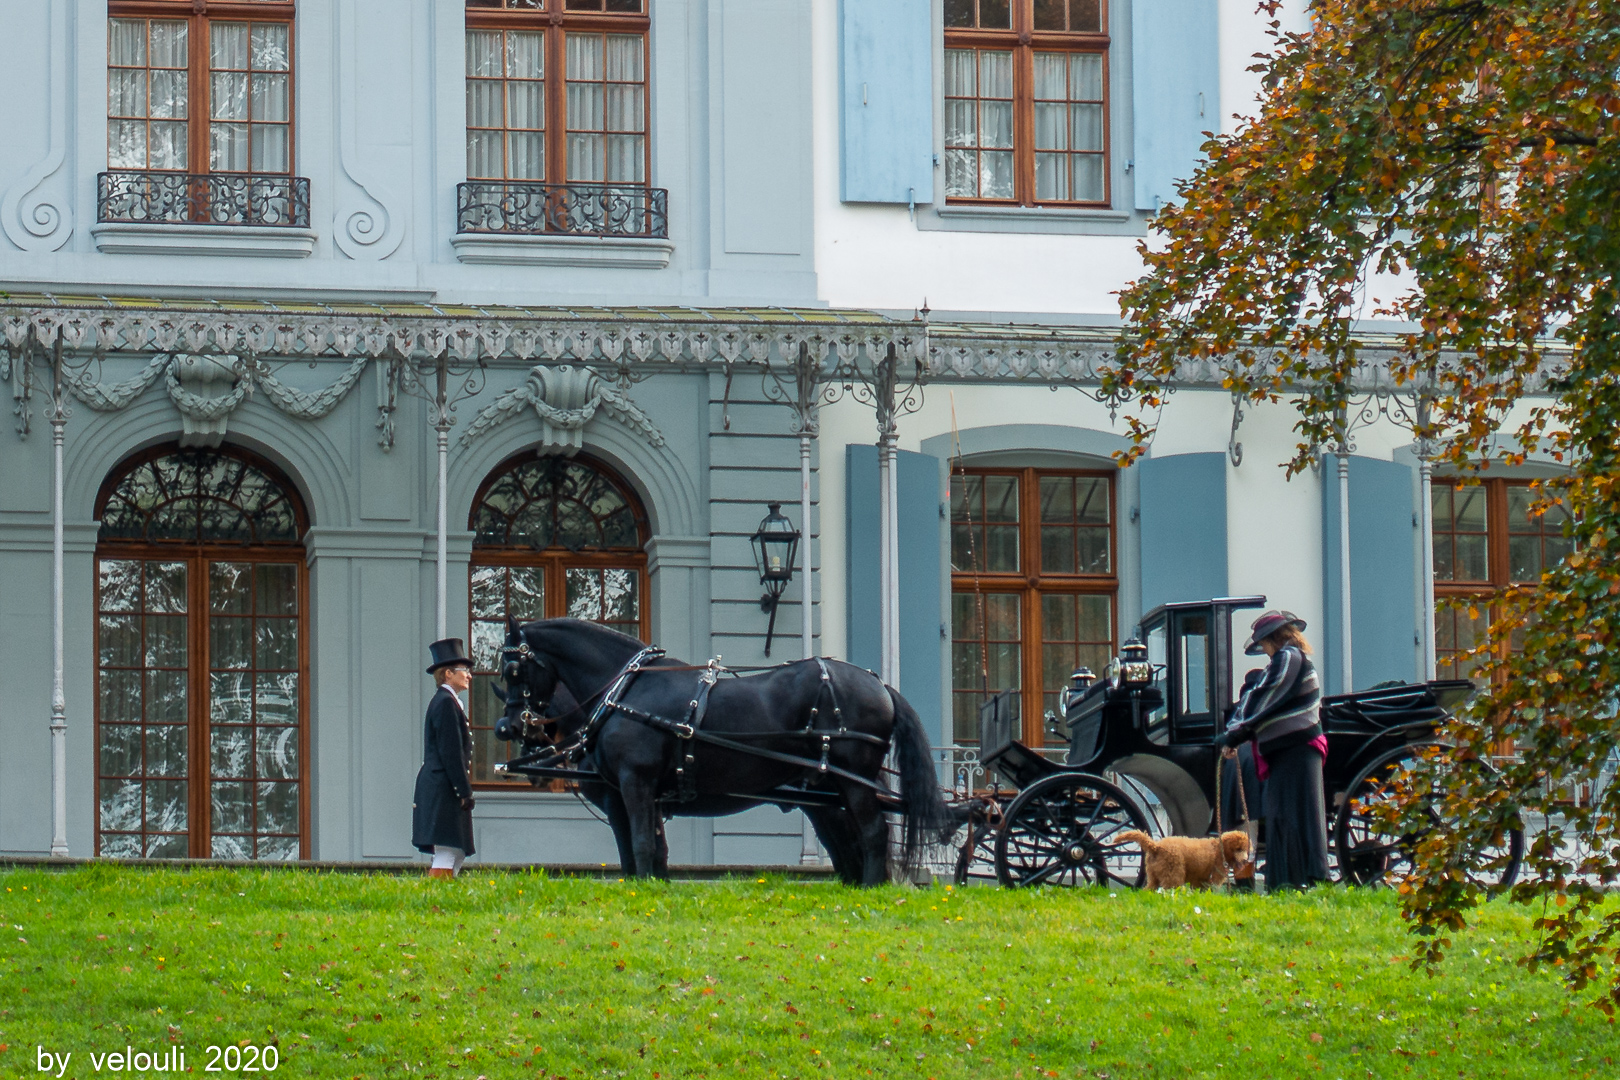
(1213, 751, 1252, 832)
(1215, 752, 1255, 883)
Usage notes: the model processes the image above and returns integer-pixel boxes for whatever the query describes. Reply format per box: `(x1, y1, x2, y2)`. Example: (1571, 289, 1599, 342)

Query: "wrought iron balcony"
(97, 171, 311, 228)
(456, 181, 669, 240)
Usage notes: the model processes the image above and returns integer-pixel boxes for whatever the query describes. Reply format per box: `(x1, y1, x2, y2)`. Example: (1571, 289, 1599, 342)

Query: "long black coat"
(412, 686, 476, 855)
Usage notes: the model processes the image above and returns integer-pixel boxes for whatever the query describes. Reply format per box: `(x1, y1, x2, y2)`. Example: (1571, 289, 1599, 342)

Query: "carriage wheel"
(994, 773, 1152, 888)
(1335, 743, 1524, 892)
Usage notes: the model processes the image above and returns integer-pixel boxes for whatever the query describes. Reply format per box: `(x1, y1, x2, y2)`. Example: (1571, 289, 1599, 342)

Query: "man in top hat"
(413, 638, 477, 878)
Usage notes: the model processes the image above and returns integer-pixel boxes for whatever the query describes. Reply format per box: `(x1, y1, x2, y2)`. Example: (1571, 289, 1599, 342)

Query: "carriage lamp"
(1118, 638, 1153, 686)
(1058, 667, 1097, 713)
(749, 502, 801, 657)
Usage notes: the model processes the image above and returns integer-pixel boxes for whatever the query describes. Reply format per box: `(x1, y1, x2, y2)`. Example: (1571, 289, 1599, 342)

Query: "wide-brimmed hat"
(1242, 610, 1307, 655)
(427, 637, 473, 673)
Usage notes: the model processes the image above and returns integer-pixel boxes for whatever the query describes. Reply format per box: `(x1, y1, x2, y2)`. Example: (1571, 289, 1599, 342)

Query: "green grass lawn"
(0, 866, 1613, 1079)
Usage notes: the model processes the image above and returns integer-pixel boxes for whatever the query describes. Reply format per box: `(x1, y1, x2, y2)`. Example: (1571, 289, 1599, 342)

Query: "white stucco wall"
(810, 0, 1315, 316)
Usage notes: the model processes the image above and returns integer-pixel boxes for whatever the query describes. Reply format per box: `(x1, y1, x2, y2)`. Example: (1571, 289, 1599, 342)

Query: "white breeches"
(431, 846, 466, 874)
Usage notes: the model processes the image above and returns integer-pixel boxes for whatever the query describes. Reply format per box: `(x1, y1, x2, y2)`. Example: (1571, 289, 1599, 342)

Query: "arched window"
(950, 466, 1117, 745)
(94, 446, 308, 860)
(467, 452, 649, 783)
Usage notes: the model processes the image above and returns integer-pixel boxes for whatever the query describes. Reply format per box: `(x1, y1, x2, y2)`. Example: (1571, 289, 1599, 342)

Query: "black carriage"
(955, 595, 1525, 889)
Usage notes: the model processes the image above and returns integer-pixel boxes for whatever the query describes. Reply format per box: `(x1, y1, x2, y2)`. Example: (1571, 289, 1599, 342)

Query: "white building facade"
(0, 0, 1560, 865)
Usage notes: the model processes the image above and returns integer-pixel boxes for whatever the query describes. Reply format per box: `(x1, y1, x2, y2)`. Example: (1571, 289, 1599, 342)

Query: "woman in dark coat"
(1216, 610, 1330, 890)
(413, 638, 476, 878)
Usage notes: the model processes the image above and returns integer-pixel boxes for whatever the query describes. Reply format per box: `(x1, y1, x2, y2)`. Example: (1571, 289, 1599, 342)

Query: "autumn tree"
(1109, 0, 1620, 1006)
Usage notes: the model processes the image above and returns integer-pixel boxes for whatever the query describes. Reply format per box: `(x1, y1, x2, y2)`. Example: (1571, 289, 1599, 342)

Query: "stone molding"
(303, 527, 437, 561)
(450, 233, 674, 269)
(0, 521, 99, 554)
(90, 223, 318, 258)
(0, 0, 74, 253)
(646, 535, 713, 574)
(919, 423, 1133, 464)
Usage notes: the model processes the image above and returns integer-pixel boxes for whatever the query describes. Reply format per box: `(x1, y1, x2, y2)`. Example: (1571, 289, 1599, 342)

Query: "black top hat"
(427, 637, 473, 674)
(1242, 610, 1307, 656)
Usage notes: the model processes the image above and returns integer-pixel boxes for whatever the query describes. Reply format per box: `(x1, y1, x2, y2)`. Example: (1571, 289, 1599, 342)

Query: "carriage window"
(952, 467, 1116, 745)
(95, 446, 307, 861)
(1177, 615, 1210, 718)
(1142, 617, 1168, 737)
(1432, 479, 1571, 679)
(468, 453, 648, 785)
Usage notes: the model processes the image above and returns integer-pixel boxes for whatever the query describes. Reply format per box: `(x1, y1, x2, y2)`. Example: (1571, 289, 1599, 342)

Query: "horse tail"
(887, 686, 964, 875)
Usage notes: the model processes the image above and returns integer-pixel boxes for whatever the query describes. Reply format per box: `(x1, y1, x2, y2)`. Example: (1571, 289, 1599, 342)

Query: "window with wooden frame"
(1432, 478, 1572, 679)
(107, 1, 295, 175)
(950, 467, 1116, 746)
(944, 0, 1108, 206)
(94, 446, 309, 861)
(467, 453, 650, 786)
(465, 0, 650, 184)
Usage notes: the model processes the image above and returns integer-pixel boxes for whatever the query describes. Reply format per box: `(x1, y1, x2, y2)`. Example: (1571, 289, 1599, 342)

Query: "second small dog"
(1118, 829, 1253, 889)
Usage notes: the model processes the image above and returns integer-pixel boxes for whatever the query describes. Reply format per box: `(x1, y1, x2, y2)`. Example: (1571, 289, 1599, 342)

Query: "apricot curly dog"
(1118, 830, 1253, 889)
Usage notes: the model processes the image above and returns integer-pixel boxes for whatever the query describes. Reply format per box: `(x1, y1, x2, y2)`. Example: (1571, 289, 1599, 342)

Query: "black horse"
(494, 618, 960, 884)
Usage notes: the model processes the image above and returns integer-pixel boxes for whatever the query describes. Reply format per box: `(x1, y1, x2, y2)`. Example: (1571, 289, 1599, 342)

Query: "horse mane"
(521, 617, 651, 653)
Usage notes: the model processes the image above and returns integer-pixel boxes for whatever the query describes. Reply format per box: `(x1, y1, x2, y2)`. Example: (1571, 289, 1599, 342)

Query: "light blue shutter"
(846, 445, 883, 671)
(839, 0, 935, 204)
(1138, 453, 1228, 613)
(1322, 456, 1420, 694)
(845, 445, 944, 726)
(1131, 0, 1221, 211)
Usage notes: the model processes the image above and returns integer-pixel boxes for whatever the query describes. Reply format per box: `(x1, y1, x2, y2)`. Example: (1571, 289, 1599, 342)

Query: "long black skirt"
(1261, 741, 1329, 890)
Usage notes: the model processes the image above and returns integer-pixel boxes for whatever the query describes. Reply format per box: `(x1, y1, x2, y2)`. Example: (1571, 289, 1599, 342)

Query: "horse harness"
(566, 648, 894, 803)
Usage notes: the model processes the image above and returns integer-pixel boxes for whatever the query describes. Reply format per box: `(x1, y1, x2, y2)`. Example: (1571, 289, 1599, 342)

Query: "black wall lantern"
(749, 502, 800, 657)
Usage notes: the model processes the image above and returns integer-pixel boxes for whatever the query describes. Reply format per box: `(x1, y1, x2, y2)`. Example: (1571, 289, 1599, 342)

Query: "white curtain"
(108, 18, 188, 170)
(566, 33, 646, 183)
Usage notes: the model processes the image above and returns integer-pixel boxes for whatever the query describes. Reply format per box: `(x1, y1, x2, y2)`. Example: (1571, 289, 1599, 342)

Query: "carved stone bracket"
(169, 355, 246, 447)
(458, 364, 664, 453)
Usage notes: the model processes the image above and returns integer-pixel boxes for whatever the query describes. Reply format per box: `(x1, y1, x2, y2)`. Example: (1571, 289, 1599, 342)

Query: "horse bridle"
(500, 637, 663, 742)
(500, 638, 556, 739)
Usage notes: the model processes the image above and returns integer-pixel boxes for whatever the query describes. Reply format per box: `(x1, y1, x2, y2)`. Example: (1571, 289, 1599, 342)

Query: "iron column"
(49, 341, 68, 856)
(1338, 452, 1353, 693)
(434, 358, 450, 640)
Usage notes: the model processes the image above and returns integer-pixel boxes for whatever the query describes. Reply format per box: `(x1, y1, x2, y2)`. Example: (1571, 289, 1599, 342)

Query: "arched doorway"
(94, 445, 309, 860)
(467, 452, 649, 784)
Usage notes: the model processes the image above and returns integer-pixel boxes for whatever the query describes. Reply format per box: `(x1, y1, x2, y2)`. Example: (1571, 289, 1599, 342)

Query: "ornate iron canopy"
(0, 294, 1567, 450)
